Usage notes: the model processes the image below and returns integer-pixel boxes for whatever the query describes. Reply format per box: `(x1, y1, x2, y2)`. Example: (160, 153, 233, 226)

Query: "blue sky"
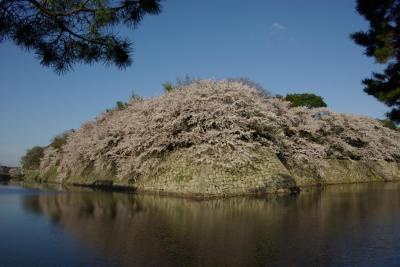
(0, 0, 388, 166)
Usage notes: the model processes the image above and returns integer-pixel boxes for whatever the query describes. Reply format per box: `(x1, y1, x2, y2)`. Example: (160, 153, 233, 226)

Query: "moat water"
(1, 182, 400, 266)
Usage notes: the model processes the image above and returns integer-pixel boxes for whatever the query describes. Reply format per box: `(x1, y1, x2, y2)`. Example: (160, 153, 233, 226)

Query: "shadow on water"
(21, 183, 400, 267)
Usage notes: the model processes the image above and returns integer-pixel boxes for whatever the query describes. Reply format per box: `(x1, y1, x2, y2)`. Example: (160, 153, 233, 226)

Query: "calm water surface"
(1, 182, 400, 267)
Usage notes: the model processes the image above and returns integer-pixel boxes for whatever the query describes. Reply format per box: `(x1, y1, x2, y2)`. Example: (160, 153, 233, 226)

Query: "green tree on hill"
(380, 119, 399, 131)
(50, 130, 74, 150)
(351, 0, 400, 123)
(0, 0, 162, 73)
(284, 93, 327, 108)
(21, 146, 44, 170)
(162, 82, 175, 92)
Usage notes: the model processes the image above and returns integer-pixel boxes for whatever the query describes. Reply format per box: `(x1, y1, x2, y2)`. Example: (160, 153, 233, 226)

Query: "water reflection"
(22, 183, 400, 266)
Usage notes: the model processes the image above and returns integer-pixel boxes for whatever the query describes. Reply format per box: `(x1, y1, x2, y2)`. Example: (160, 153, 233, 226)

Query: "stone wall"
(45, 148, 400, 198)
(134, 147, 298, 196)
(292, 160, 400, 187)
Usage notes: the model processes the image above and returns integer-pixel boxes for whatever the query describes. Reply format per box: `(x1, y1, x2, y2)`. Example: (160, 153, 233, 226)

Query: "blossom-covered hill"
(38, 80, 400, 196)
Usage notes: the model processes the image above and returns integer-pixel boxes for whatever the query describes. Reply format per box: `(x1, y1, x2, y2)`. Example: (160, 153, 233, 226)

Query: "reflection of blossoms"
(40, 80, 400, 181)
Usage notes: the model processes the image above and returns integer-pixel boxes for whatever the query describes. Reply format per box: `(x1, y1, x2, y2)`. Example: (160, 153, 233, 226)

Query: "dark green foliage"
(379, 119, 399, 131)
(175, 75, 199, 88)
(162, 82, 174, 92)
(50, 136, 67, 150)
(50, 131, 72, 150)
(162, 75, 200, 92)
(116, 101, 127, 110)
(0, 0, 162, 73)
(130, 91, 143, 102)
(106, 100, 128, 112)
(106, 93, 142, 113)
(284, 93, 327, 108)
(105, 101, 126, 113)
(351, 0, 400, 123)
(21, 146, 44, 170)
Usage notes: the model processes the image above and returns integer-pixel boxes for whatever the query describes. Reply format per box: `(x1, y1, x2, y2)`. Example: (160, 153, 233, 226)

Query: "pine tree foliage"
(351, 0, 400, 123)
(0, 0, 162, 73)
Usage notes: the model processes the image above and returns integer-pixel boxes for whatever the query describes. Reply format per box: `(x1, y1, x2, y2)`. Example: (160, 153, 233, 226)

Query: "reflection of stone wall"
(22, 183, 400, 266)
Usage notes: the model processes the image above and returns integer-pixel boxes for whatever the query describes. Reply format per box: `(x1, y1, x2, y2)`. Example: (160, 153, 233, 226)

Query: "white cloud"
(270, 22, 286, 31)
